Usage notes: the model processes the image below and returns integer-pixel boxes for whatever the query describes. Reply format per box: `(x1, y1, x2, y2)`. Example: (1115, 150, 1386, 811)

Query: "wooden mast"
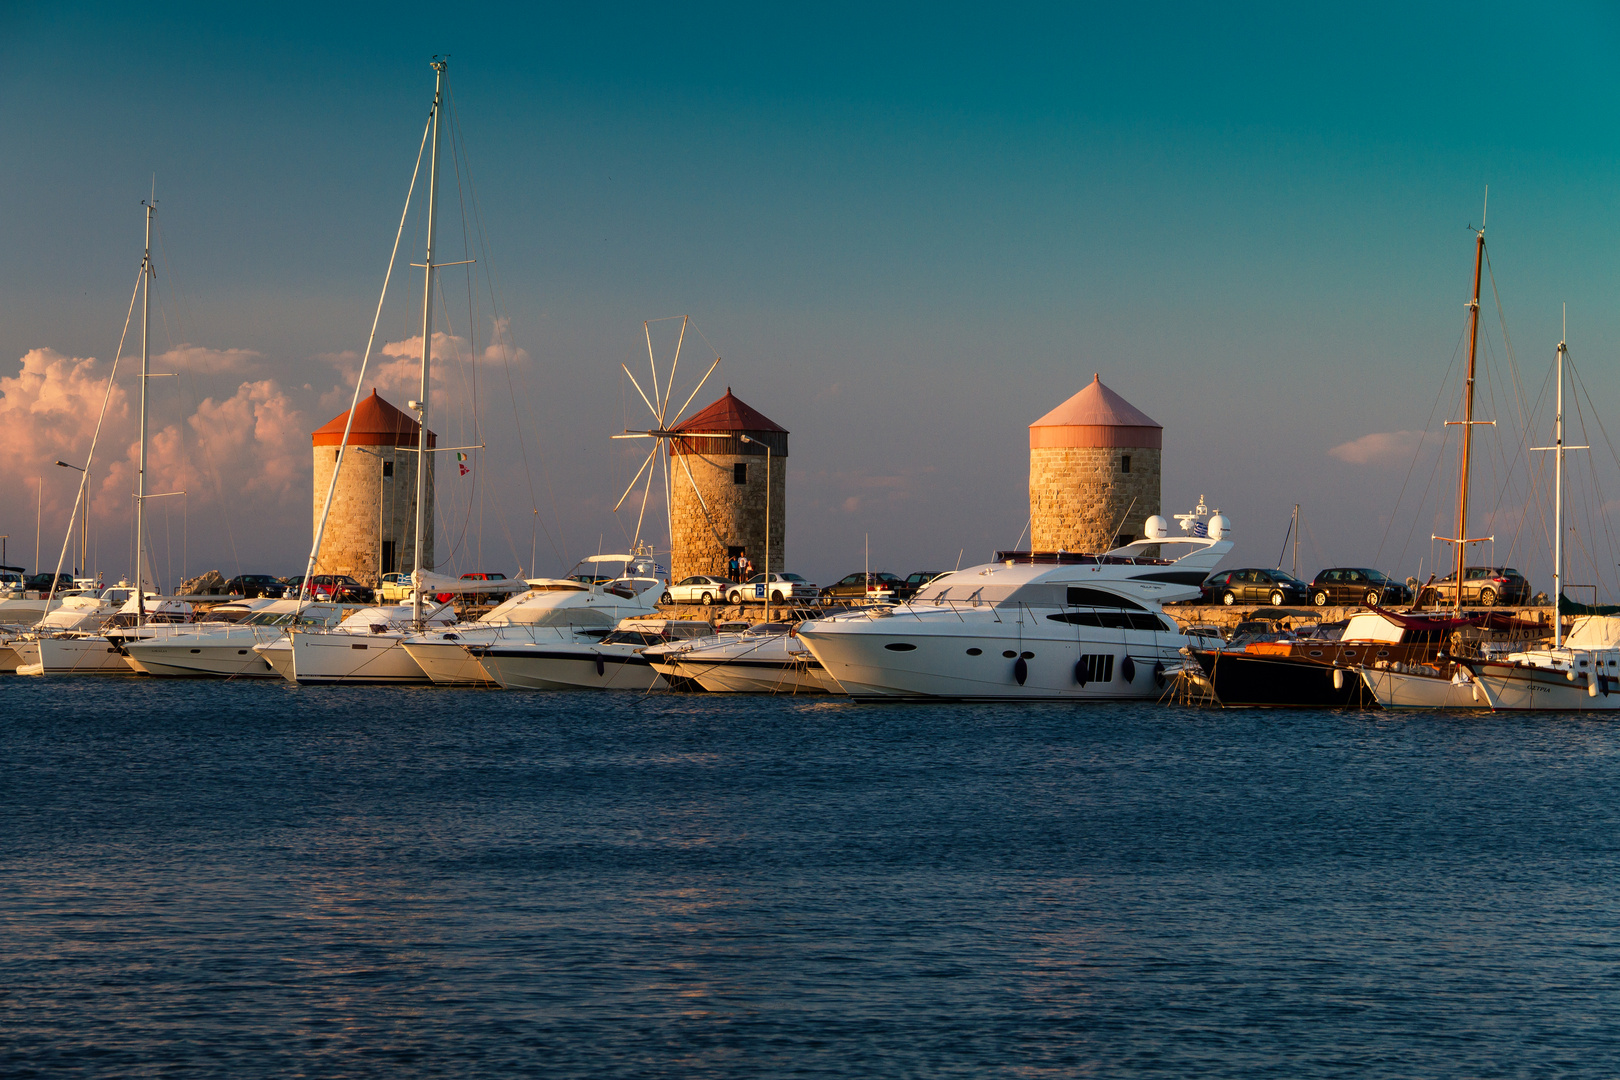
(1449, 220, 1487, 615)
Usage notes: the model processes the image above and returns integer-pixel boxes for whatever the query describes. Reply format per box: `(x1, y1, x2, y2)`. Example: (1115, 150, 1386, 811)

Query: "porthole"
(884, 643, 917, 652)
(966, 648, 982, 656)
(1002, 650, 1017, 658)
(1020, 651, 1034, 660)
(1309, 650, 1323, 657)
(1344, 650, 1356, 657)
(1377, 650, 1390, 657)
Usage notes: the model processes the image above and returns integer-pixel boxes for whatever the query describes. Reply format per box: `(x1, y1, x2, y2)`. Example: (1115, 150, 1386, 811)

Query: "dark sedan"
(897, 571, 948, 600)
(1201, 568, 1311, 607)
(820, 572, 904, 602)
(224, 573, 285, 599)
(1308, 568, 1410, 608)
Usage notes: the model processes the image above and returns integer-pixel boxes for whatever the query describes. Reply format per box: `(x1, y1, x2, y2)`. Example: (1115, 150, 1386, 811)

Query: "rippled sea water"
(4, 678, 1620, 1077)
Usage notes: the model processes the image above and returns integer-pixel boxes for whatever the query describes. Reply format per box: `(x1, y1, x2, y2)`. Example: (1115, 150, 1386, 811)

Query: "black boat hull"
(1190, 650, 1378, 708)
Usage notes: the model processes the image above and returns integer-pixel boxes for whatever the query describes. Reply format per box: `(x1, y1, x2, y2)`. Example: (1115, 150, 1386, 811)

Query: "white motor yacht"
(119, 599, 343, 678)
(796, 503, 1233, 701)
(256, 602, 456, 684)
(644, 622, 842, 694)
(14, 592, 193, 676)
(472, 618, 713, 691)
(399, 557, 666, 686)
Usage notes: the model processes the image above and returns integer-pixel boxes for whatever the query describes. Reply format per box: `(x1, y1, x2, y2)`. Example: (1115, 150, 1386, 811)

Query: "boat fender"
(1153, 660, 1166, 689)
(1333, 668, 1345, 691)
(596, 655, 606, 677)
(1568, 669, 1577, 682)
(1120, 655, 1135, 683)
(1590, 675, 1600, 699)
(1013, 657, 1028, 685)
(1074, 661, 1088, 687)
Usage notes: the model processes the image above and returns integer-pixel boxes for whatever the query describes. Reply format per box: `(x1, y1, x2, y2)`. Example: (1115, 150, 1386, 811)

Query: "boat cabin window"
(601, 630, 665, 646)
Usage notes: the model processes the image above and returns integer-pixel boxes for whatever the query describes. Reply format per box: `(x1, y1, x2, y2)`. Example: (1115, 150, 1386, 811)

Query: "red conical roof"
(312, 389, 437, 448)
(668, 388, 788, 457)
(670, 388, 787, 434)
(1030, 373, 1161, 449)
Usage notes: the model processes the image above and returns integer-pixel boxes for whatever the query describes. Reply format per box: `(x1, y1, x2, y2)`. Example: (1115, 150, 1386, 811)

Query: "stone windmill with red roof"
(310, 389, 436, 583)
(612, 317, 788, 582)
(1028, 374, 1160, 552)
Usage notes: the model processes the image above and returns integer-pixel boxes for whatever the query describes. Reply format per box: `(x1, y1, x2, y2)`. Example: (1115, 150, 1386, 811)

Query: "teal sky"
(5, 3, 1620, 593)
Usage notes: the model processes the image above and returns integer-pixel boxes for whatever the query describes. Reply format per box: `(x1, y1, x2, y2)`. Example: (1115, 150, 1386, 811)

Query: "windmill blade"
(670, 355, 722, 426)
(633, 442, 657, 548)
(611, 444, 660, 513)
(644, 321, 664, 425)
(621, 363, 660, 423)
(664, 315, 688, 420)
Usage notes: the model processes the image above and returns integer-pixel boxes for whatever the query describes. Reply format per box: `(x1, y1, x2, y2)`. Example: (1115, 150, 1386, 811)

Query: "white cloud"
(1328, 430, 1423, 465)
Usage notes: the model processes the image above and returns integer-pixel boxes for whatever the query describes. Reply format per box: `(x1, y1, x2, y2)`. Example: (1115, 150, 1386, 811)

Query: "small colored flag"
(457, 452, 470, 476)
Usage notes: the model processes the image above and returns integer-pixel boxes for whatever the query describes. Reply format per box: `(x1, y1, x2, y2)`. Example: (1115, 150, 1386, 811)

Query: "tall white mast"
(411, 58, 445, 627)
(1554, 333, 1565, 648)
(1536, 307, 1586, 649)
(137, 199, 154, 626)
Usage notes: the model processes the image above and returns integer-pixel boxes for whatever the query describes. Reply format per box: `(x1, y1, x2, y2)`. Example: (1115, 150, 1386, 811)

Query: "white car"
(378, 573, 412, 602)
(728, 572, 819, 605)
(664, 575, 737, 606)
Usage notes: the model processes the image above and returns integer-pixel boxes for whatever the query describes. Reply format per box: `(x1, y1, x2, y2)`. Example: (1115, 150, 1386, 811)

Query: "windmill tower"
(667, 390, 788, 581)
(1028, 374, 1160, 552)
(311, 390, 435, 583)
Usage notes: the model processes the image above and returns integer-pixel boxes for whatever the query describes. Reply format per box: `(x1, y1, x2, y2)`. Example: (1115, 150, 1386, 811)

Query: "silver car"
(665, 575, 737, 606)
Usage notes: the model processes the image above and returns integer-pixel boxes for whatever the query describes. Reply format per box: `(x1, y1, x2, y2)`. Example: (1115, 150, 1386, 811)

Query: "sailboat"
(1460, 325, 1620, 710)
(16, 200, 190, 675)
(271, 58, 459, 686)
(1358, 211, 1540, 709)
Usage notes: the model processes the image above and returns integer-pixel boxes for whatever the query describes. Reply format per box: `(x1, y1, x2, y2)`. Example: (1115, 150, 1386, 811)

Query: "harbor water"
(4, 680, 1620, 1076)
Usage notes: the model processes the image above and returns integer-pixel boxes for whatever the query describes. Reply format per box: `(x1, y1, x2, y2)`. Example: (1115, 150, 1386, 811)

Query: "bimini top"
(312, 389, 438, 449)
(670, 388, 788, 456)
(1030, 373, 1161, 449)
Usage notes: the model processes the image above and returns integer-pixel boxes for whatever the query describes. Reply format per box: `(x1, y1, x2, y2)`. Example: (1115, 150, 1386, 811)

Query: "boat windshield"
(600, 629, 665, 647)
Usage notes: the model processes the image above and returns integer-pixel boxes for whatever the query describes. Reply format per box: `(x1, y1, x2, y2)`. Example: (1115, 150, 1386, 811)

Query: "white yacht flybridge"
(796, 499, 1233, 701)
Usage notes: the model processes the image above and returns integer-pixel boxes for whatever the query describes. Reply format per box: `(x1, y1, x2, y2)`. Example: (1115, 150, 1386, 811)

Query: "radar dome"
(1143, 515, 1168, 540)
(1207, 515, 1230, 541)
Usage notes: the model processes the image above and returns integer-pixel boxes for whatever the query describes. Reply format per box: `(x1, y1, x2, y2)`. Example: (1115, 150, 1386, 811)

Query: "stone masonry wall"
(669, 451, 785, 582)
(311, 445, 434, 584)
(1030, 445, 1160, 552)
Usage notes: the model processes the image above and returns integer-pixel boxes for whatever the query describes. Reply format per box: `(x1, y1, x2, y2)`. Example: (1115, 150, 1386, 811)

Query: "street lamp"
(54, 460, 88, 578)
(738, 434, 774, 622)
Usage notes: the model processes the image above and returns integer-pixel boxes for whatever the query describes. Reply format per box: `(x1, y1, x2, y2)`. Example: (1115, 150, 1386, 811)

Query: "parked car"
(1307, 567, 1410, 608)
(377, 573, 412, 602)
(223, 573, 285, 599)
(23, 571, 76, 594)
(1417, 567, 1531, 607)
(897, 571, 947, 600)
(819, 571, 904, 603)
(308, 574, 375, 603)
(1201, 568, 1311, 607)
(436, 571, 508, 604)
(665, 575, 736, 606)
(728, 572, 820, 605)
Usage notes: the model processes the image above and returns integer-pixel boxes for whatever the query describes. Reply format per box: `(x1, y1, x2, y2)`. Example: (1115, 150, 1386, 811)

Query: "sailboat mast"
(1453, 223, 1486, 616)
(411, 58, 444, 627)
(1553, 333, 1566, 649)
(137, 200, 154, 626)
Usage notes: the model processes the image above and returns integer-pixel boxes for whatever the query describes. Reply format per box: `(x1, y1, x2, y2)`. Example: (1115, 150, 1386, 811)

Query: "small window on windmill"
(1120, 454, 1131, 474)
(382, 461, 394, 478)
(734, 463, 747, 485)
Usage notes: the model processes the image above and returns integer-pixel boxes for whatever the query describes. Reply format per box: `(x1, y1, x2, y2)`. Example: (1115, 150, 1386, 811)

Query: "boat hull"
(1188, 650, 1375, 708)
(798, 620, 1179, 701)
(1468, 662, 1620, 712)
(398, 639, 497, 686)
(122, 640, 279, 678)
(14, 635, 136, 675)
(272, 631, 430, 684)
(1358, 667, 1487, 709)
(475, 645, 665, 691)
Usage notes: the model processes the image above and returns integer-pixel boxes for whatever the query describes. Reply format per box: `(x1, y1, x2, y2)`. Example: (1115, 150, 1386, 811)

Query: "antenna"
(1481, 185, 1488, 230)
